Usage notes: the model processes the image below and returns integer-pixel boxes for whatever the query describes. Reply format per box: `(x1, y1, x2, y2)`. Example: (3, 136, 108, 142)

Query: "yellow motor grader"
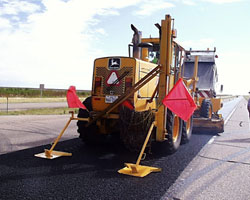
(76, 14, 198, 153)
(183, 48, 224, 133)
(35, 14, 200, 177)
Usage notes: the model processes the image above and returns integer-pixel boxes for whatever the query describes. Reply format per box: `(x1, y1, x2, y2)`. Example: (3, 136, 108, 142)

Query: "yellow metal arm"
(35, 111, 89, 159)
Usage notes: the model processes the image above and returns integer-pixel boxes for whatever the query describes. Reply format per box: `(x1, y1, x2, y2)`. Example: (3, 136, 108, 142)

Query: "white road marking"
(225, 107, 237, 125)
(208, 136, 217, 144)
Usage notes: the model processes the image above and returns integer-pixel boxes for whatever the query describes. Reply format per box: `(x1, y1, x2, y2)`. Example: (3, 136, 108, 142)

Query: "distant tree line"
(0, 87, 90, 97)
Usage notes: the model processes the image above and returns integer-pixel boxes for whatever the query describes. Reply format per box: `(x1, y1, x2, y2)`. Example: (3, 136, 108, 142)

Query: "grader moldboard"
(36, 14, 199, 177)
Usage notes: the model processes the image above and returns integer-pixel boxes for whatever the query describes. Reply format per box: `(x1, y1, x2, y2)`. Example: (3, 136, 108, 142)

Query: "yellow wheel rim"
(209, 106, 212, 118)
(186, 118, 191, 134)
(173, 115, 180, 142)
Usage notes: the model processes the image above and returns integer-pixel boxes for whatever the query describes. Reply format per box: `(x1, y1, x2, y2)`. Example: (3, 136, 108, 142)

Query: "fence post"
(40, 84, 45, 98)
(6, 95, 8, 114)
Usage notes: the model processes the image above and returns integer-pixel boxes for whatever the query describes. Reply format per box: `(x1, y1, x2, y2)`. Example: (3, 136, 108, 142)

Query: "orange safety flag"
(66, 86, 87, 109)
(121, 100, 134, 110)
(162, 78, 197, 121)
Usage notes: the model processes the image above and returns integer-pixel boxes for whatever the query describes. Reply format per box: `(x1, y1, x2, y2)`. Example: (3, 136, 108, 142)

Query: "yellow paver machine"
(183, 48, 224, 133)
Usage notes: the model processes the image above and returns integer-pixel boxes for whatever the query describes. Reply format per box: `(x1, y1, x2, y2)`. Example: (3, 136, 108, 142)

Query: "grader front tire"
(181, 115, 193, 144)
(201, 99, 213, 118)
(166, 110, 182, 153)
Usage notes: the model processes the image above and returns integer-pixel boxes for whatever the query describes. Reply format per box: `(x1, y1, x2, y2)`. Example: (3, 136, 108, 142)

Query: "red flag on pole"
(121, 100, 134, 110)
(162, 78, 197, 121)
(66, 86, 87, 110)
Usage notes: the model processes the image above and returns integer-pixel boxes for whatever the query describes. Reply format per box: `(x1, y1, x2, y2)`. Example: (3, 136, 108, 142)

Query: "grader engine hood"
(91, 56, 158, 112)
(91, 57, 136, 111)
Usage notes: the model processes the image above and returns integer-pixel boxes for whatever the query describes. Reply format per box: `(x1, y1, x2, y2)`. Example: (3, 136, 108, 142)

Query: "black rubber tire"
(77, 97, 100, 144)
(81, 96, 93, 111)
(201, 99, 213, 118)
(181, 115, 193, 144)
(165, 110, 183, 153)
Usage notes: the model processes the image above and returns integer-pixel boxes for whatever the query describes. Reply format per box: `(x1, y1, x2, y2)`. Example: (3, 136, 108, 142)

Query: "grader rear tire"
(166, 110, 182, 153)
(119, 106, 155, 152)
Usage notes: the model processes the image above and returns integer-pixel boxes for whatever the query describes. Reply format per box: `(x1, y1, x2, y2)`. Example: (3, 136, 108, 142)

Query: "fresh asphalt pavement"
(0, 97, 249, 200)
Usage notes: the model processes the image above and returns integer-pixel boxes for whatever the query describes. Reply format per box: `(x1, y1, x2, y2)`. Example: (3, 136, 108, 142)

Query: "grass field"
(0, 87, 90, 98)
(0, 87, 88, 116)
(0, 107, 79, 116)
(0, 97, 86, 115)
(244, 95, 250, 101)
(0, 97, 86, 103)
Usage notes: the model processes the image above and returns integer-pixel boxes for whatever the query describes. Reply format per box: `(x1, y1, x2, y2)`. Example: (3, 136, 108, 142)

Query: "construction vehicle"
(76, 14, 198, 156)
(183, 48, 224, 133)
(35, 14, 199, 177)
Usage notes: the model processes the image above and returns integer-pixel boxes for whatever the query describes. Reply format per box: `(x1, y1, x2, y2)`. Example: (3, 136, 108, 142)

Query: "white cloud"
(179, 0, 243, 5)
(0, 0, 146, 89)
(134, 0, 175, 16)
(0, 17, 12, 29)
(180, 38, 215, 50)
(202, 0, 243, 4)
(182, 0, 196, 5)
(0, 0, 41, 15)
(216, 51, 249, 95)
(95, 28, 108, 36)
(99, 9, 120, 16)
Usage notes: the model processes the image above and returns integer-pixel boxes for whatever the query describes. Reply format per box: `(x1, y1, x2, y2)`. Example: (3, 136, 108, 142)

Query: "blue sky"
(0, 0, 249, 94)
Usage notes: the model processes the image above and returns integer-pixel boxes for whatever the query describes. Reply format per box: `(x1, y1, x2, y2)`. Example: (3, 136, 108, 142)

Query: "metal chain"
(119, 106, 154, 152)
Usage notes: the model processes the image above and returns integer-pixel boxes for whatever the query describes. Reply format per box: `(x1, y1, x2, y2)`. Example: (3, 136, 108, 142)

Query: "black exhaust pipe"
(131, 24, 142, 59)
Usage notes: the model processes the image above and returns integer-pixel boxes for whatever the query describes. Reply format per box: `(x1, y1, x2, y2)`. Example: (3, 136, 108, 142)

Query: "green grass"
(0, 107, 79, 116)
(0, 87, 90, 98)
(0, 96, 86, 116)
(0, 97, 86, 103)
(243, 95, 250, 101)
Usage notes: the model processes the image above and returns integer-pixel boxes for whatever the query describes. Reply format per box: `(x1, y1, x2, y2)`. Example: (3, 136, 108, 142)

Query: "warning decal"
(106, 71, 120, 86)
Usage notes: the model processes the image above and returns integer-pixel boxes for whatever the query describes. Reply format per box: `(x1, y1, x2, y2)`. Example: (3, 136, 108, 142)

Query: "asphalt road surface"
(164, 96, 250, 200)
(0, 102, 67, 111)
(0, 97, 249, 200)
(0, 115, 77, 155)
